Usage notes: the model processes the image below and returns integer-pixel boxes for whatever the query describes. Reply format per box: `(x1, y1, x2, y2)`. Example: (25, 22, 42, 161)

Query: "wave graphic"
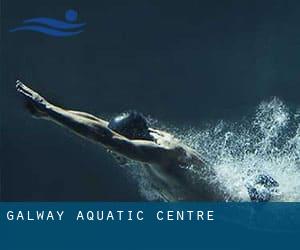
(23, 18, 85, 29)
(9, 9, 85, 37)
(10, 25, 84, 37)
(123, 98, 300, 202)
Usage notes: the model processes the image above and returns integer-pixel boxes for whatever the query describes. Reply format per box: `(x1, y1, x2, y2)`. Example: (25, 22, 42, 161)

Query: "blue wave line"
(23, 17, 85, 30)
(9, 25, 83, 37)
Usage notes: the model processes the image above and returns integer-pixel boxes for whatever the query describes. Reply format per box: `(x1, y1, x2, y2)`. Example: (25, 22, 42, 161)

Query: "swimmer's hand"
(16, 80, 49, 118)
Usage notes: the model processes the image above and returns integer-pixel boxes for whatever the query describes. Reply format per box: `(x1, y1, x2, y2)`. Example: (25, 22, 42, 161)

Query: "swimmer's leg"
(246, 174, 279, 202)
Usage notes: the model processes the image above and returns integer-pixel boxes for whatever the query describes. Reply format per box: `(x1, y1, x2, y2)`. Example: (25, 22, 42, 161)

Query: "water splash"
(124, 98, 300, 201)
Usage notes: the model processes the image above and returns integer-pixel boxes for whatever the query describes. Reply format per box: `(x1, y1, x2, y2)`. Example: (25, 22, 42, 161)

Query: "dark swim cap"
(108, 111, 153, 140)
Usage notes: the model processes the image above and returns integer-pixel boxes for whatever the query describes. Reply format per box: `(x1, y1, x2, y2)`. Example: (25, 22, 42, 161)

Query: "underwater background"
(2, 0, 300, 201)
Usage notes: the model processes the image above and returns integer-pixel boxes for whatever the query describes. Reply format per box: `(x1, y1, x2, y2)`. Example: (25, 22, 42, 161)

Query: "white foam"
(124, 98, 300, 201)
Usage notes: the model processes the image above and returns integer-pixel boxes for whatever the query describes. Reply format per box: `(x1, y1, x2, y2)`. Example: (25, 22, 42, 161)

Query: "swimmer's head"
(108, 111, 153, 141)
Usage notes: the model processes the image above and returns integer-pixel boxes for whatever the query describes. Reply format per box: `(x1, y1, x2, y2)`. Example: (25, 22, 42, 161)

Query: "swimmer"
(15, 80, 277, 201)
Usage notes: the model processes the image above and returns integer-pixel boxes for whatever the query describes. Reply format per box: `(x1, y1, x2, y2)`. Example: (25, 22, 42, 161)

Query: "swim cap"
(108, 111, 153, 141)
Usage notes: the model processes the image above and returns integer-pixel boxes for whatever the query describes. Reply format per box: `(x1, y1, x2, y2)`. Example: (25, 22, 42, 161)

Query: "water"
(123, 98, 300, 201)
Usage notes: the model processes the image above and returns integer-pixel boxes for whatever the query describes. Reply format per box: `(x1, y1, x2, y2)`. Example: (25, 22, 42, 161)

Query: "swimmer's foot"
(246, 174, 279, 202)
(16, 80, 49, 118)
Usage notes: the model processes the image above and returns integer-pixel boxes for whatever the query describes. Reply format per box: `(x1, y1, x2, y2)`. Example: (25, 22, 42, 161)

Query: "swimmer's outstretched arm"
(16, 81, 176, 165)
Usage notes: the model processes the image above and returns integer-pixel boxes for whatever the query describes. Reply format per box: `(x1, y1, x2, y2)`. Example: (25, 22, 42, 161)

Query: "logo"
(9, 9, 86, 37)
